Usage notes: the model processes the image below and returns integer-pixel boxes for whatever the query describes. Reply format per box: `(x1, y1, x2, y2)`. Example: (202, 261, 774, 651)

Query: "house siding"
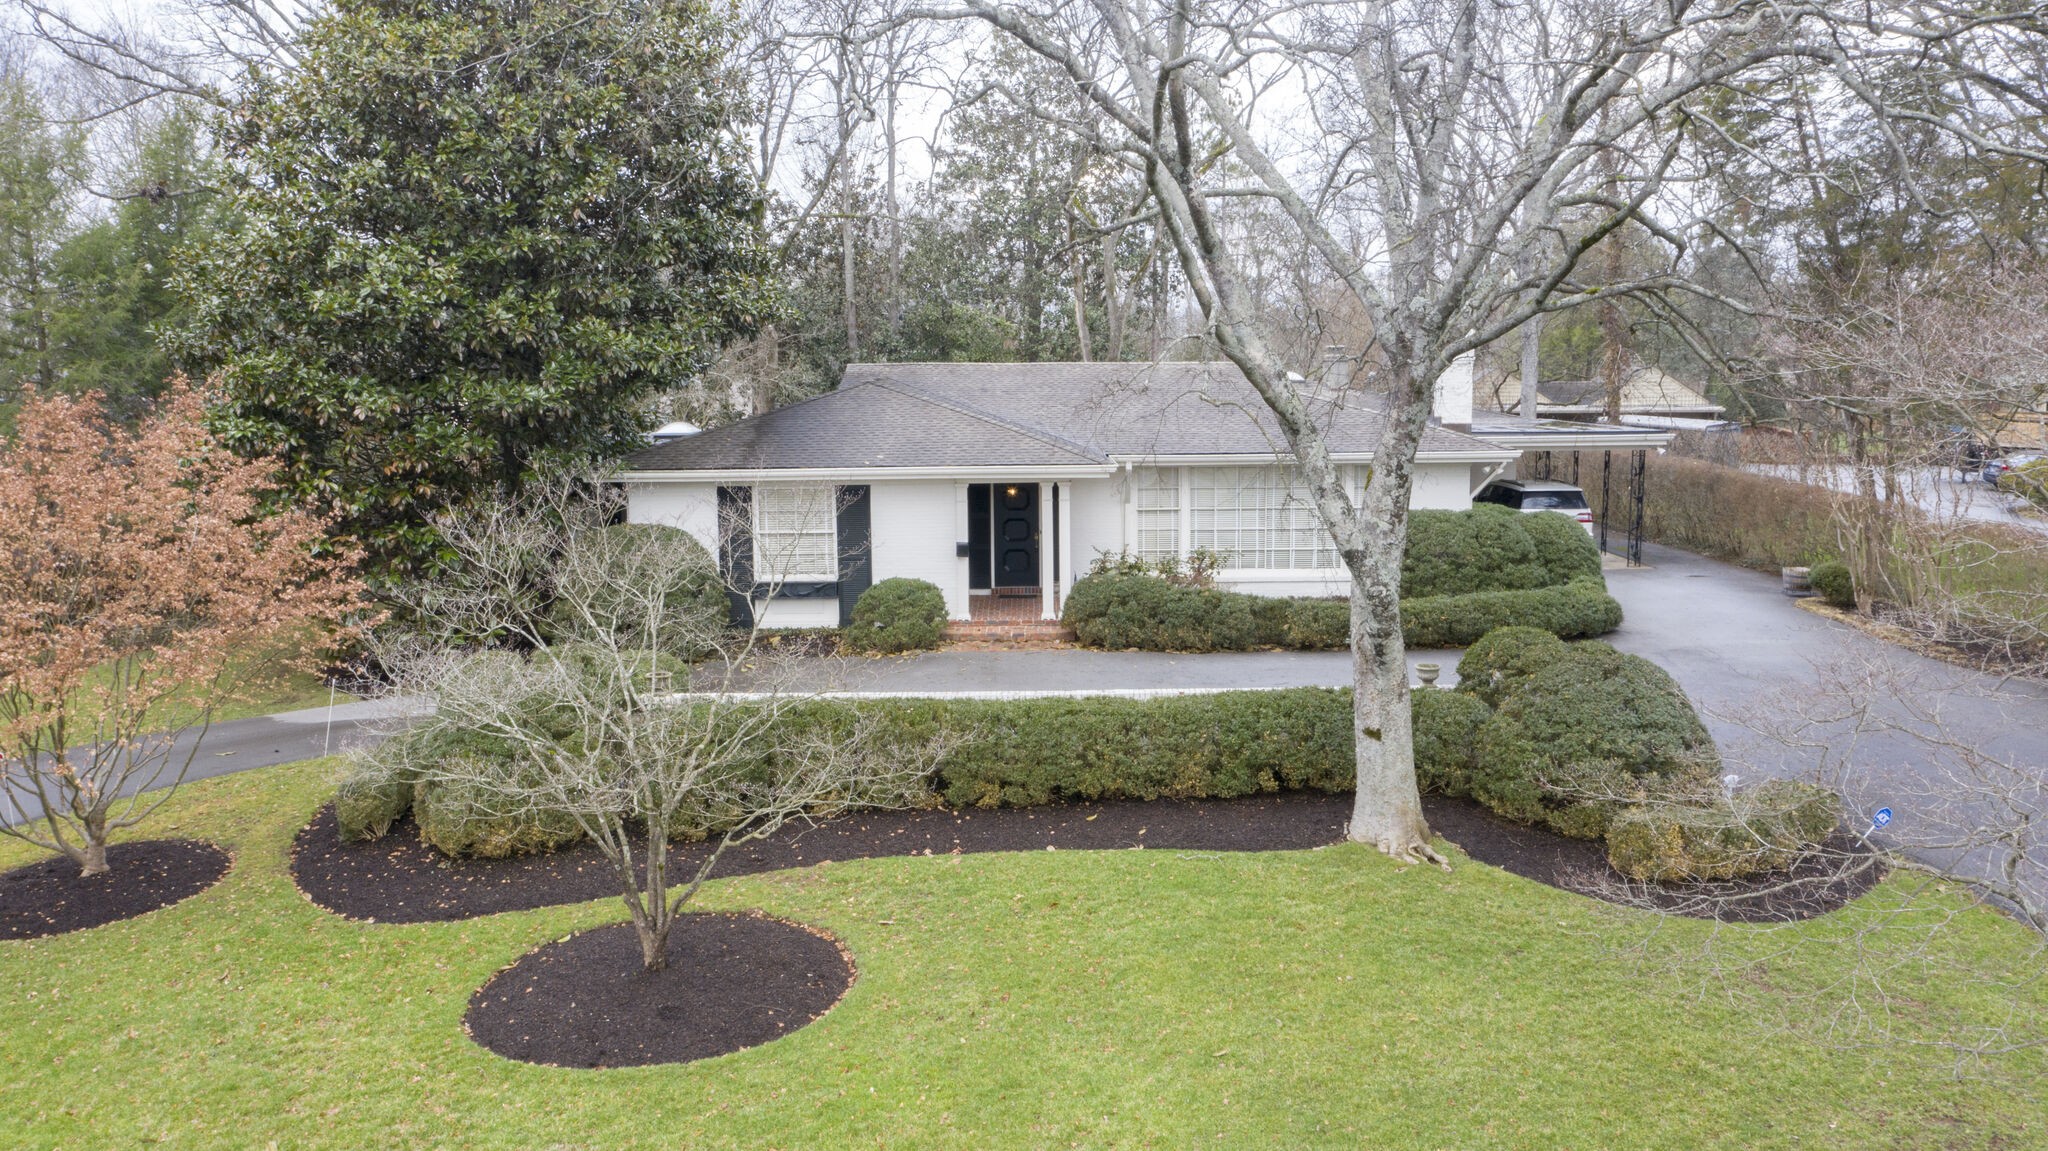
(870, 480, 968, 620)
(625, 458, 1484, 620)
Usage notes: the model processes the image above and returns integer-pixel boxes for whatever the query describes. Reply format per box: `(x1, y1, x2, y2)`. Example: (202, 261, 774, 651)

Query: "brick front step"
(942, 620, 1077, 649)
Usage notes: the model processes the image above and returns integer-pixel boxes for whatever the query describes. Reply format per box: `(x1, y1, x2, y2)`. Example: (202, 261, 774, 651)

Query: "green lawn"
(62, 632, 353, 734)
(1, 761, 2042, 1149)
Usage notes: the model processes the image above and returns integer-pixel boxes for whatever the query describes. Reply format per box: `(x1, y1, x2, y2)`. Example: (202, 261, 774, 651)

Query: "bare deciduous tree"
(884, 0, 2048, 863)
(365, 473, 949, 972)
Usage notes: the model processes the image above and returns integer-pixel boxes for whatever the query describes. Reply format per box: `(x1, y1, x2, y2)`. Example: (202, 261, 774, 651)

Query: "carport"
(1465, 416, 1674, 565)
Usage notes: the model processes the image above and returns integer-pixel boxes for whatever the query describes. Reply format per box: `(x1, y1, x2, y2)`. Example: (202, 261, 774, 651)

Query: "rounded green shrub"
(413, 771, 586, 859)
(334, 764, 417, 842)
(1808, 559, 1855, 609)
(1401, 505, 1551, 599)
(1605, 779, 1840, 881)
(1061, 572, 1260, 651)
(1519, 510, 1603, 585)
(1455, 626, 1569, 708)
(1470, 644, 1718, 839)
(549, 523, 728, 656)
(1411, 688, 1492, 797)
(843, 578, 949, 653)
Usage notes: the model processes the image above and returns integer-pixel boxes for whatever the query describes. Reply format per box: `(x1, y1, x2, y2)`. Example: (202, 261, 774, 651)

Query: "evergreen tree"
(173, 0, 775, 584)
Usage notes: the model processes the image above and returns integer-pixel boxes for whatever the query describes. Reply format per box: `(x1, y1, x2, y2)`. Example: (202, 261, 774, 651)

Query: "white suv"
(1474, 479, 1597, 534)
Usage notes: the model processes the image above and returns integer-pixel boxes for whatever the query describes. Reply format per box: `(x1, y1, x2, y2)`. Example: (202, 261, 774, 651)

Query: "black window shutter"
(836, 485, 872, 626)
(716, 485, 755, 627)
(967, 483, 992, 590)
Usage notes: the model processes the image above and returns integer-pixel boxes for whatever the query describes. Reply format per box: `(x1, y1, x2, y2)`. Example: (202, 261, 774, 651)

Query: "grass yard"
(63, 631, 354, 734)
(1, 760, 2043, 1150)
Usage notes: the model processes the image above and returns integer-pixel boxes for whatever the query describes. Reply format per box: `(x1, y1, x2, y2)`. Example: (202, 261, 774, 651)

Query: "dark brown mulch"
(1422, 795, 1887, 923)
(290, 793, 1353, 924)
(292, 791, 1880, 928)
(465, 914, 853, 1068)
(0, 839, 231, 940)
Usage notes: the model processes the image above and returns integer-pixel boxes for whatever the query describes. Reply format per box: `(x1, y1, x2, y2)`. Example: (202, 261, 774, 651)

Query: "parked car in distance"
(1983, 454, 2043, 486)
(1473, 479, 1597, 534)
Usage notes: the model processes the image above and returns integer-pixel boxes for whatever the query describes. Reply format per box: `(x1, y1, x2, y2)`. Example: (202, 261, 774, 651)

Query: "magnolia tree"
(0, 380, 362, 876)
(362, 474, 948, 972)
(876, 0, 2048, 864)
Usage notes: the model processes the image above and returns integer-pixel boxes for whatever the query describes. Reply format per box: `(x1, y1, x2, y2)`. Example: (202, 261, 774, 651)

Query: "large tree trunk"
(1345, 558, 1430, 856)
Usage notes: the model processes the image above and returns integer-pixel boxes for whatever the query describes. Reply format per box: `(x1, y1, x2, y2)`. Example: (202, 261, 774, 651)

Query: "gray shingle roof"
(628, 361, 1509, 473)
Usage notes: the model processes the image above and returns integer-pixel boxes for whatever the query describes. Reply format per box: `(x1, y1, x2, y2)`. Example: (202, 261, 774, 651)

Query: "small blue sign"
(1871, 807, 1893, 830)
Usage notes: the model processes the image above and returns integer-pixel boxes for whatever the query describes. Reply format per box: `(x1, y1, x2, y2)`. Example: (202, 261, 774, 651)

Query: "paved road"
(1, 698, 409, 827)
(1748, 463, 2048, 536)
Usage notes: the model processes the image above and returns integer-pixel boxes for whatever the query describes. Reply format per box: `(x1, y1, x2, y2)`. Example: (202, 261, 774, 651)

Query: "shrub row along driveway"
(51, 543, 2047, 908)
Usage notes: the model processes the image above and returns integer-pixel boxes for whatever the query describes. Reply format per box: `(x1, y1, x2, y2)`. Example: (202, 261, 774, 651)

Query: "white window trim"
(753, 485, 839, 584)
(1128, 464, 1367, 578)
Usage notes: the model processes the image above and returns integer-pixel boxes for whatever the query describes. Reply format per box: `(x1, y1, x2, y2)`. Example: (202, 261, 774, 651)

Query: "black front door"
(993, 483, 1040, 587)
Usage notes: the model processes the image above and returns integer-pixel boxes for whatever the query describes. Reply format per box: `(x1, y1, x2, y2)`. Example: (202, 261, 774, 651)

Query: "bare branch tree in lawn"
(885, 0, 2048, 863)
(0, 380, 363, 876)
(371, 474, 946, 972)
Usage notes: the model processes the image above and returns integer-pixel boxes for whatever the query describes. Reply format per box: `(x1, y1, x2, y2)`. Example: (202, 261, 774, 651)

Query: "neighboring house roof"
(628, 361, 1510, 475)
(1481, 367, 1724, 417)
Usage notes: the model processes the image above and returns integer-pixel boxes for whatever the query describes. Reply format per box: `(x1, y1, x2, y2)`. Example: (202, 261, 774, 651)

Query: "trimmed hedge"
(1063, 573, 1262, 651)
(1454, 626, 1569, 709)
(1064, 505, 1620, 652)
(843, 578, 948, 654)
(1605, 779, 1839, 882)
(1519, 510, 1603, 585)
(1064, 573, 1621, 652)
(1401, 580, 1622, 648)
(1402, 505, 1553, 598)
(549, 523, 727, 657)
(340, 686, 1515, 856)
(1469, 644, 1718, 840)
(1808, 559, 1854, 609)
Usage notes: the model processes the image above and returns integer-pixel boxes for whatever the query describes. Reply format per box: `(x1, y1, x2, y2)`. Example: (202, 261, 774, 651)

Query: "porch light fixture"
(1004, 485, 1019, 496)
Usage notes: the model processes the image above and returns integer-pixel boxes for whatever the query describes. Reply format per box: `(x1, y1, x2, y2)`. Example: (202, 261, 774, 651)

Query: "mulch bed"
(290, 794, 1351, 924)
(465, 913, 853, 1068)
(292, 791, 1880, 928)
(1, 839, 231, 940)
(1424, 796, 1887, 924)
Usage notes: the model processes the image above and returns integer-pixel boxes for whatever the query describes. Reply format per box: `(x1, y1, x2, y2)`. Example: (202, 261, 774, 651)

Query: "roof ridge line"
(868, 378, 1109, 464)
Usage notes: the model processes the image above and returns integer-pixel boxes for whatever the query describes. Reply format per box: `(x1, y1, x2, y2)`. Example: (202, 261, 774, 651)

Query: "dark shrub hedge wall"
(1064, 506, 1620, 652)
(843, 578, 949, 653)
(1518, 511, 1603, 585)
(1400, 580, 1622, 648)
(1470, 644, 1719, 839)
(1064, 574, 1620, 652)
(1605, 779, 1840, 882)
(1402, 505, 1554, 598)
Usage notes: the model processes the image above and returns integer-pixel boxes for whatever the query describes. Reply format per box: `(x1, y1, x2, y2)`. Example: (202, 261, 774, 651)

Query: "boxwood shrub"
(1402, 505, 1553, 598)
(1064, 506, 1620, 652)
(1400, 580, 1622, 648)
(1470, 643, 1719, 839)
(1454, 626, 1569, 708)
(843, 578, 949, 653)
(1605, 778, 1840, 882)
(1808, 559, 1855, 609)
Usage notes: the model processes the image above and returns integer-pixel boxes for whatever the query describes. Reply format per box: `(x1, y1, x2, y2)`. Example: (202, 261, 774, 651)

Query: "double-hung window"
(754, 485, 838, 583)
